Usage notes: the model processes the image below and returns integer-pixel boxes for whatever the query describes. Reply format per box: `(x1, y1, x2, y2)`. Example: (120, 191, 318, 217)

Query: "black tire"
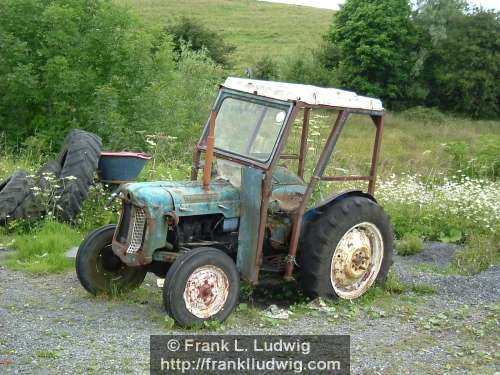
(0, 170, 41, 222)
(55, 129, 102, 222)
(76, 224, 147, 295)
(298, 196, 393, 299)
(37, 160, 61, 191)
(163, 247, 239, 327)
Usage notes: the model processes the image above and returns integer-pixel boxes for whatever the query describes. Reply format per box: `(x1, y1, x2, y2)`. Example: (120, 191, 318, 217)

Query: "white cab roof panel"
(222, 77, 384, 111)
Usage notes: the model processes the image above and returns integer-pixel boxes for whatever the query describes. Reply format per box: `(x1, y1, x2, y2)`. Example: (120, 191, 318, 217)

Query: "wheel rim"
(183, 265, 230, 319)
(330, 222, 384, 299)
(95, 245, 128, 281)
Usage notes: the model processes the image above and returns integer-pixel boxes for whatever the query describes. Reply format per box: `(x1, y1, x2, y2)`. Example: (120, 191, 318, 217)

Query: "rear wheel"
(76, 224, 147, 295)
(298, 196, 393, 299)
(163, 247, 239, 327)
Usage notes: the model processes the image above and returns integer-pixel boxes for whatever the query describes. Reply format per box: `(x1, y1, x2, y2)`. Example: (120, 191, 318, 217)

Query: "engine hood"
(120, 180, 241, 218)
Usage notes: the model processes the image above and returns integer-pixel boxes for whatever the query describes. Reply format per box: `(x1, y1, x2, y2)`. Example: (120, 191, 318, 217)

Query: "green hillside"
(116, 0, 334, 72)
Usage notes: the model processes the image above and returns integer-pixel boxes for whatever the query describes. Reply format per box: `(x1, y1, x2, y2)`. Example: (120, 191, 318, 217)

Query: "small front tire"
(76, 224, 147, 295)
(163, 247, 239, 327)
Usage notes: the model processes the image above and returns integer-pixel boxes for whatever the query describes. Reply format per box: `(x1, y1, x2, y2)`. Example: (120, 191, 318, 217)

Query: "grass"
(414, 232, 499, 276)
(396, 233, 424, 256)
(452, 232, 500, 276)
(115, 0, 334, 72)
(4, 221, 82, 273)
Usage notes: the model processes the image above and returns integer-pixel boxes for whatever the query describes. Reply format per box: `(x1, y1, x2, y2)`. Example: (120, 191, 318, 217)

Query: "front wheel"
(76, 224, 147, 295)
(163, 247, 239, 327)
(298, 196, 393, 299)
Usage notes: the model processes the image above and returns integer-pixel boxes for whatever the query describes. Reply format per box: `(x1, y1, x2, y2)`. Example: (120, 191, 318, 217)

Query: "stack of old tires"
(0, 130, 102, 224)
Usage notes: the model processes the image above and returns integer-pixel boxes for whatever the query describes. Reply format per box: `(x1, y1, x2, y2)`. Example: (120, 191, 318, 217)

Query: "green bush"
(253, 56, 279, 80)
(0, 1, 222, 154)
(396, 233, 424, 256)
(399, 106, 447, 125)
(0, 0, 176, 149)
(281, 52, 337, 87)
(166, 16, 235, 67)
(124, 45, 221, 158)
(453, 231, 500, 275)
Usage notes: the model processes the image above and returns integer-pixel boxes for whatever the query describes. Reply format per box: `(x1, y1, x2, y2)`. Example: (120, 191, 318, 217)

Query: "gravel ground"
(0, 243, 498, 374)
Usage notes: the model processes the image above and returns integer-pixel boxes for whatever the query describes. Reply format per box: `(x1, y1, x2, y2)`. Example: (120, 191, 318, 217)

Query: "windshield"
(213, 97, 289, 162)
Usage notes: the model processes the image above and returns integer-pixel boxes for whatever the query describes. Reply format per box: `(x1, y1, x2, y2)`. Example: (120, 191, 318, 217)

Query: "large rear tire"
(298, 196, 393, 299)
(0, 170, 41, 222)
(37, 160, 61, 191)
(76, 224, 147, 295)
(55, 129, 102, 222)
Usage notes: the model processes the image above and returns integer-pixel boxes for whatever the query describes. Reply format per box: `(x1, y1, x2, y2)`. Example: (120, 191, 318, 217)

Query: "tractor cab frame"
(192, 78, 385, 283)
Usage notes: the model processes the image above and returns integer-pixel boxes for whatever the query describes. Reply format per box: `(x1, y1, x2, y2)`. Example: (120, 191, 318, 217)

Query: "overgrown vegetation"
(0, 0, 221, 152)
(165, 16, 235, 67)
(396, 234, 425, 256)
(453, 232, 500, 275)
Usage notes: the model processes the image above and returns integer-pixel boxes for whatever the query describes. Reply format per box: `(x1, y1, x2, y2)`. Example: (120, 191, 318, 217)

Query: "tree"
(166, 17, 235, 67)
(0, 0, 176, 147)
(413, 1, 500, 118)
(324, 0, 416, 106)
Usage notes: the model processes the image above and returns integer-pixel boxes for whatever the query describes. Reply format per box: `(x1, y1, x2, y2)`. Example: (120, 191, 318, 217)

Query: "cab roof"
(222, 77, 384, 112)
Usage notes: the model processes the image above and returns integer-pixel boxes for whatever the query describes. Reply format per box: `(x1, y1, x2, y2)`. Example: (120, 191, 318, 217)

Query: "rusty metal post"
(368, 115, 384, 195)
(284, 110, 350, 280)
(298, 107, 310, 179)
(203, 111, 216, 190)
(253, 105, 300, 282)
(191, 145, 201, 181)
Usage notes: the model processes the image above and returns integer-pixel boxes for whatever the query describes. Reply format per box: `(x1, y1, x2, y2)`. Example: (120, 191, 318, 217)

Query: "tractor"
(76, 78, 393, 326)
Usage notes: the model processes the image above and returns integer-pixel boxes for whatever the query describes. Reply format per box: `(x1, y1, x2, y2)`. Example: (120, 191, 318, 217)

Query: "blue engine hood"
(120, 180, 240, 218)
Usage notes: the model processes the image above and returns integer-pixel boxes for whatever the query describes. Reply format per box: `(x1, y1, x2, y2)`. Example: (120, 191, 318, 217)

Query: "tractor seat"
(269, 167, 306, 214)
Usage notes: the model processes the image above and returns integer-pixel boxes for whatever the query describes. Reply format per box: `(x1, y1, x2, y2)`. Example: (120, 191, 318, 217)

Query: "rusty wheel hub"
(331, 222, 383, 299)
(183, 265, 229, 319)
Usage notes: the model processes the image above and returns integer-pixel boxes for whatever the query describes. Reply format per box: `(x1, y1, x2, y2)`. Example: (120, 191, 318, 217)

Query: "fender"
(303, 189, 377, 223)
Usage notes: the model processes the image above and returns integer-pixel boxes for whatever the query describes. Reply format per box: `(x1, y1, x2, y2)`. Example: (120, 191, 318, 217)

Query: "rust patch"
(183, 265, 230, 319)
(271, 192, 303, 213)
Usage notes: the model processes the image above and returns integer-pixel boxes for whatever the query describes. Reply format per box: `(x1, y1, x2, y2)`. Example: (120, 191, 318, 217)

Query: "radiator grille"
(126, 207, 146, 254)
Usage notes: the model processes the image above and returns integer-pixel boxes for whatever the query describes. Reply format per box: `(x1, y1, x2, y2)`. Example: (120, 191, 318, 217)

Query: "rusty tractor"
(76, 78, 393, 326)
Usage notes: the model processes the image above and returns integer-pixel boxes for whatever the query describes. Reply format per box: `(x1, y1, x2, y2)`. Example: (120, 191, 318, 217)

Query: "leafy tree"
(0, 0, 176, 147)
(166, 17, 235, 67)
(414, 1, 500, 118)
(324, 0, 416, 106)
(0, 0, 222, 153)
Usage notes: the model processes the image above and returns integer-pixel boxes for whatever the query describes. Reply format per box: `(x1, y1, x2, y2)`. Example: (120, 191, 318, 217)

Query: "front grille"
(126, 207, 146, 254)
